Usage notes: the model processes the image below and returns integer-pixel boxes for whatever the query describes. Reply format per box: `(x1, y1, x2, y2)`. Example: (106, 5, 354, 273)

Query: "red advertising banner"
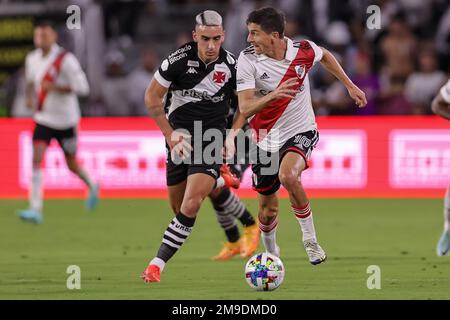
(0, 116, 448, 199)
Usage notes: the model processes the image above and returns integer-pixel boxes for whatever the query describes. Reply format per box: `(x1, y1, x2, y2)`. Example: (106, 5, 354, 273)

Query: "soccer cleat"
(240, 224, 261, 258)
(303, 239, 327, 265)
(17, 209, 43, 224)
(220, 164, 240, 189)
(141, 264, 161, 283)
(436, 231, 450, 256)
(212, 241, 241, 261)
(85, 183, 99, 211)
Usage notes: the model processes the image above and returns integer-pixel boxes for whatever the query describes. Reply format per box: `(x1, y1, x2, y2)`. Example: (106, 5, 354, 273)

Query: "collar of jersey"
(38, 43, 61, 58)
(256, 37, 296, 62)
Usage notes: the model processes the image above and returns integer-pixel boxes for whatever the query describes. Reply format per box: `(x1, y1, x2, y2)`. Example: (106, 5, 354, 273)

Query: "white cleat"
(437, 231, 450, 257)
(304, 239, 327, 265)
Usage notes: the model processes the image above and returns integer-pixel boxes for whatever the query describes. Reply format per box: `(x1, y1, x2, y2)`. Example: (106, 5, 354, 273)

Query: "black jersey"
(154, 42, 237, 133)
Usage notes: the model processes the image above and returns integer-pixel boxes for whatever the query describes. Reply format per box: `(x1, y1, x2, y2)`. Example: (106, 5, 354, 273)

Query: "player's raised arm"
(319, 47, 367, 108)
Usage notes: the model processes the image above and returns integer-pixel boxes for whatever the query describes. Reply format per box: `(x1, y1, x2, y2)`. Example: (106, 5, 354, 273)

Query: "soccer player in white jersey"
(431, 79, 450, 256)
(18, 21, 98, 224)
(236, 8, 367, 264)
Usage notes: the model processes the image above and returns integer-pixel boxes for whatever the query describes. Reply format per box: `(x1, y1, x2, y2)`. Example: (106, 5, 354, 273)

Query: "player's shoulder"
(222, 48, 237, 65)
(238, 45, 257, 63)
(25, 48, 41, 62)
(166, 42, 196, 64)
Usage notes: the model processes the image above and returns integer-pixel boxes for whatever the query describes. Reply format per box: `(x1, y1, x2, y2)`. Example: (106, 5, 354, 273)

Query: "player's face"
(193, 25, 224, 63)
(34, 26, 57, 51)
(247, 23, 278, 55)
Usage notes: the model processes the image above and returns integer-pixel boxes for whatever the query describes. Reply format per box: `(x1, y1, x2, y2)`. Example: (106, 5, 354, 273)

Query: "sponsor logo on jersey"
(181, 89, 225, 103)
(186, 67, 197, 74)
(169, 53, 187, 64)
(187, 60, 199, 67)
(260, 72, 270, 80)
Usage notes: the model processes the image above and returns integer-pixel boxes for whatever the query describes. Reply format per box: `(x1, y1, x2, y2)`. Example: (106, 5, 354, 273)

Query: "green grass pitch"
(0, 198, 449, 299)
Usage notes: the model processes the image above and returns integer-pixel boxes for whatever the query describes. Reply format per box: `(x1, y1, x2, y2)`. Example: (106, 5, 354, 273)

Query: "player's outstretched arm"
(431, 93, 450, 120)
(319, 47, 367, 108)
(238, 77, 300, 118)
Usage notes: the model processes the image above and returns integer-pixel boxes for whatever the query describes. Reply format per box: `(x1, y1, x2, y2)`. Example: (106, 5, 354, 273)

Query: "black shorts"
(251, 130, 319, 196)
(165, 135, 223, 186)
(32, 123, 78, 156)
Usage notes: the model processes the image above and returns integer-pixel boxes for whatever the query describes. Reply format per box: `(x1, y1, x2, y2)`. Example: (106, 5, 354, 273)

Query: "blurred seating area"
(1, 0, 449, 117)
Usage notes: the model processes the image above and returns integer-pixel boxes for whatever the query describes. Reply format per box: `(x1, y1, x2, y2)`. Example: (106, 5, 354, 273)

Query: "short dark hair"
(34, 19, 56, 30)
(246, 7, 285, 38)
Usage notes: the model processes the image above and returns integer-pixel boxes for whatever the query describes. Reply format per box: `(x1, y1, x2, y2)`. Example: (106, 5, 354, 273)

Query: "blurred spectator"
(101, 50, 130, 116)
(351, 52, 380, 115)
(404, 50, 447, 114)
(127, 47, 160, 116)
(380, 13, 417, 81)
(378, 75, 413, 114)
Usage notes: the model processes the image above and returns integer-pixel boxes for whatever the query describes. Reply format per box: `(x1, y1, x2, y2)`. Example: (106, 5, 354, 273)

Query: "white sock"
(30, 168, 43, 212)
(259, 216, 278, 254)
(292, 202, 317, 242)
(150, 257, 166, 271)
(215, 177, 225, 189)
(77, 168, 94, 190)
(444, 187, 450, 233)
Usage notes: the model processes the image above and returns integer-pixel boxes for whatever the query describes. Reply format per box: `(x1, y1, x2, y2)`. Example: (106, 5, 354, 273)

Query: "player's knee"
(181, 196, 202, 217)
(260, 203, 278, 219)
(278, 170, 300, 191)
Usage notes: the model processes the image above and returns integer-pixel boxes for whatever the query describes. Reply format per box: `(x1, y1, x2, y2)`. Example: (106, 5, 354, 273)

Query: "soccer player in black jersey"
(141, 10, 259, 282)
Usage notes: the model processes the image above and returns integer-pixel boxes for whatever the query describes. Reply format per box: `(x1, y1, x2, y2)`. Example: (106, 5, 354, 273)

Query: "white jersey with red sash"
(236, 38, 323, 152)
(25, 44, 90, 129)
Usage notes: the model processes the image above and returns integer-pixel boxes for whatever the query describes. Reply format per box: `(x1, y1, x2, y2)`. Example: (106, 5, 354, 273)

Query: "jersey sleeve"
(306, 40, 324, 65)
(62, 52, 90, 96)
(236, 52, 256, 92)
(24, 53, 34, 84)
(440, 79, 450, 104)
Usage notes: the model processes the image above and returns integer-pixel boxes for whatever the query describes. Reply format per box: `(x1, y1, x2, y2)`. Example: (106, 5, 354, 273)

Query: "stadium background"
(0, 0, 449, 300)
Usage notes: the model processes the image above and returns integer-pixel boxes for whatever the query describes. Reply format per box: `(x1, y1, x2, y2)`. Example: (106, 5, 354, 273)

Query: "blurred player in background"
(18, 21, 98, 224)
(431, 79, 450, 256)
(141, 10, 258, 283)
(237, 7, 367, 264)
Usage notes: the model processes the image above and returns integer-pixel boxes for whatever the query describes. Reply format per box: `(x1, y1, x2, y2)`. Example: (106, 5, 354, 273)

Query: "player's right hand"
(167, 130, 192, 161)
(270, 77, 300, 100)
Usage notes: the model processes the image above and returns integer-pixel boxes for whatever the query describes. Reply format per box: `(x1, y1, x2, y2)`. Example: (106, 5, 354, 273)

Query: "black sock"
(156, 212, 196, 262)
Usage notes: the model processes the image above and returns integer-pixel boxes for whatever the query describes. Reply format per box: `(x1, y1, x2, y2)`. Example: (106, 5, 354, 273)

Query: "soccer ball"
(244, 252, 285, 291)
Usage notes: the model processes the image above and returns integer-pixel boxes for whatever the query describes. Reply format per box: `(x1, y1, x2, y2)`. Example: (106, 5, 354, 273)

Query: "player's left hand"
(348, 85, 367, 108)
(222, 136, 236, 160)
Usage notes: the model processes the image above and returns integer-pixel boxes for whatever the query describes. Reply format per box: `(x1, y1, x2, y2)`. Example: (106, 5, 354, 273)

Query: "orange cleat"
(240, 224, 261, 258)
(141, 264, 161, 283)
(220, 164, 240, 189)
(212, 241, 241, 261)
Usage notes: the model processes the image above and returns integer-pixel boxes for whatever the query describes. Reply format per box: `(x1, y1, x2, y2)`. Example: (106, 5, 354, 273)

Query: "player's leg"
(142, 172, 216, 283)
(59, 127, 98, 210)
(18, 124, 49, 223)
(279, 151, 326, 265)
(258, 192, 280, 257)
(168, 180, 187, 214)
(437, 186, 450, 256)
(209, 187, 242, 260)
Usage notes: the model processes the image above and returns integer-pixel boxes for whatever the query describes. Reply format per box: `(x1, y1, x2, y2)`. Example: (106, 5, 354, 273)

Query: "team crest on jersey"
(295, 64, 306, 79)
(213, 71, 226, 84)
